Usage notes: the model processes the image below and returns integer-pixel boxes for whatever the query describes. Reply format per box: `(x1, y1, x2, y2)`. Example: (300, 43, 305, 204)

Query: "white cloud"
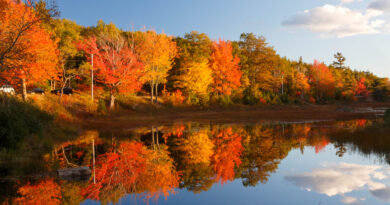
(283, 4, 385, 38)
(369, 0, 390, 12)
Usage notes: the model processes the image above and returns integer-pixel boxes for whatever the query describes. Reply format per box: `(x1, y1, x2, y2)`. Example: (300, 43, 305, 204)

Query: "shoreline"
(81, 102, 390, 130)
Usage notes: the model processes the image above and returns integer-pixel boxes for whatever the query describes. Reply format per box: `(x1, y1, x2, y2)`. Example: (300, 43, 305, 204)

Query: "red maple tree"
(78, 34, 145, 109)
(210, 39, 242, 96)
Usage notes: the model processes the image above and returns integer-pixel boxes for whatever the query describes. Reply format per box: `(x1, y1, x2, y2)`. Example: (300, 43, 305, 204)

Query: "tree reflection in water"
(5, 119, 390, 204)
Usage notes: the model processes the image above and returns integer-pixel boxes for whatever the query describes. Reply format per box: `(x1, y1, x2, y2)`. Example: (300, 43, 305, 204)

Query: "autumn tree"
(210, 40, 242, 96)
(178, 61, 213, 100)
(308, 60, 336, 102)
(0, 0, 58, 71)
(294, 72, 310, 99)
(237, 33, 279, 103)
(78, 33, 145, 109)
(356, 77, 368, 97)
(135, 30, 178, 103)
(170, 31, 213, 103)
(46, 19, 84, 93)
(0, 0, 59, 100)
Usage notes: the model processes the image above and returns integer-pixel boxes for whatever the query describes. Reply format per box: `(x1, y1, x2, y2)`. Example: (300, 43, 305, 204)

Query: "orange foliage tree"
(295, 72, 310, 99)
(309, 60, 335, 102)
(356, 77, 368, 97)
(0, 0, 58, 100)
(212, 127, 243, 184)
(135, 30, 178, 104)
(14, 179, 62, 205)
(210, 40, 242, 96)
(78, 34, 145, 109)
(82, 141, 179, 203)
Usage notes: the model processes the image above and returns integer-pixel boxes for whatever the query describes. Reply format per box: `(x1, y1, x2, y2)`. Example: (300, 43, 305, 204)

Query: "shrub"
(163, 90, 185, 107)
(309, 97, 316, 104)
(218, 95, 233, 107)
(97, 98, 107, 114)
(280, 94, 289, 104)
(0, 94, 53, 147)
(384, 108, 390, 125)
(341, 90, 356, 101)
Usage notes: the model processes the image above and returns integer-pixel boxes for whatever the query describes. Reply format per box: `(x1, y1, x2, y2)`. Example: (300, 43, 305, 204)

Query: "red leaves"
(314, 138, 329, 154)
(212, 128, 243, 184)
(82, 141, 148, 200)
(82, 141, 180, 202)
(78, 36, 145, 94)
(309, 60, 336, 100)
(14, 179, 62, 205)
(210, 40, 242, 96)
(356, 77, 368, 97)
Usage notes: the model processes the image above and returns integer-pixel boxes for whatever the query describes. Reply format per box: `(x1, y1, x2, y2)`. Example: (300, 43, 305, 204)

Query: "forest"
(1, 0, 389, 113)
(2, 1, 390, 204)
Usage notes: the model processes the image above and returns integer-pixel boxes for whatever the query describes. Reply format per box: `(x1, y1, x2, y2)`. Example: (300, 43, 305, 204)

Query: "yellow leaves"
(144, 145, 180, 201)
(178, 131, 214, 165)
(135, 30, 178, 83)
(181, 60, 213, 96)
(295, 72, 310, 93)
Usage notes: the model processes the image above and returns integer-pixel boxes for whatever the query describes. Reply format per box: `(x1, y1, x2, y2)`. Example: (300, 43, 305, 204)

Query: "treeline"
(1, 0, 389, 109)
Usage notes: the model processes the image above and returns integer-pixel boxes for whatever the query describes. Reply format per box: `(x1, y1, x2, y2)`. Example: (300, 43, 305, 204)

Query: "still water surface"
(3, 119, 390, 204)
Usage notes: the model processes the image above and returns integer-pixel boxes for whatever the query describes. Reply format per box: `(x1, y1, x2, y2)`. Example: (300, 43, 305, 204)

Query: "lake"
(3, 119, 390, 205)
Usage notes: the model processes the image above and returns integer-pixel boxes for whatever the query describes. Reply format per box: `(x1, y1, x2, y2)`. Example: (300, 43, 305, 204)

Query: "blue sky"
(57, 0, 390, 78)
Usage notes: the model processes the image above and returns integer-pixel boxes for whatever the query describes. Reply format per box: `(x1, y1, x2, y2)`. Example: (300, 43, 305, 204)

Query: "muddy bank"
(82, 102, 390, 130)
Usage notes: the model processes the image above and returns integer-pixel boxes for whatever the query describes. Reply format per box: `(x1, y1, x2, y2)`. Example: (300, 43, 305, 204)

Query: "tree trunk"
(150, 82, 154, 104)
(22, 78, 27, 101)
(155, 83, 158, 104)
(110, 90, 115, 110)
(59, 79, 67, 103)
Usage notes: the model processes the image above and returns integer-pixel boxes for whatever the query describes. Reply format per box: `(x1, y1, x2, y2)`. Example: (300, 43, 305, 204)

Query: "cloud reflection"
(285, 162, 390, 204)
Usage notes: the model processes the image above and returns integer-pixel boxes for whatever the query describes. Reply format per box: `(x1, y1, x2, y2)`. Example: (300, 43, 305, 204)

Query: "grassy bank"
(82, 101, 390, 131)
(2, 92, 389, 135)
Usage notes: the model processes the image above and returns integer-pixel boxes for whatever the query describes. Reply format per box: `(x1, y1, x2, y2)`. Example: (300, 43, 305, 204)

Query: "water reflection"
(285, 162, 388, 204)
(3, 119, 390, 204)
